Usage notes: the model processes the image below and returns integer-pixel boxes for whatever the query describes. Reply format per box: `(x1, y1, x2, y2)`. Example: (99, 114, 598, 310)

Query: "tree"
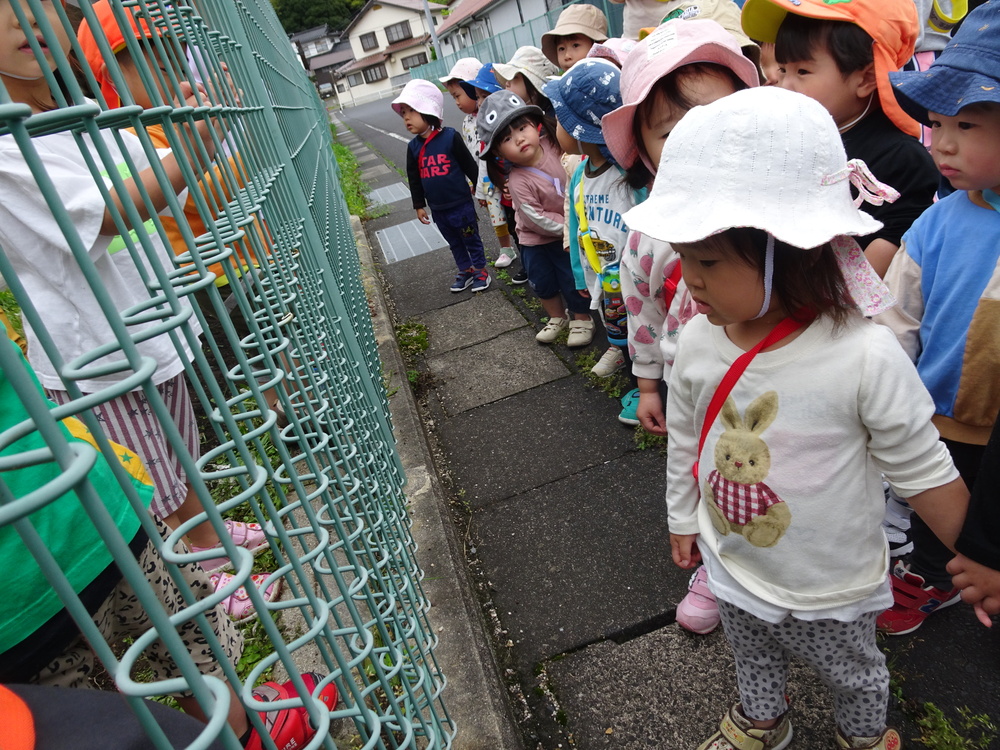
(272, 0, 364, 34)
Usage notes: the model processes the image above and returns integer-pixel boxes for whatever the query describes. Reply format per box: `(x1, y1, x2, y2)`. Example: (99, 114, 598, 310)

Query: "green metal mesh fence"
(0, 0, 452, 747)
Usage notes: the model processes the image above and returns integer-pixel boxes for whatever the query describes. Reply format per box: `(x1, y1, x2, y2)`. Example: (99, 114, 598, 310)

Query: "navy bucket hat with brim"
(889, 1, 1000, 125)
(542, 58, 621, 144)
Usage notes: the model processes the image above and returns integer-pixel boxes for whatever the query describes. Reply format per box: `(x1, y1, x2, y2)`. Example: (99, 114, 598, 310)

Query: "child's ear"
(855, 62, 877, 100)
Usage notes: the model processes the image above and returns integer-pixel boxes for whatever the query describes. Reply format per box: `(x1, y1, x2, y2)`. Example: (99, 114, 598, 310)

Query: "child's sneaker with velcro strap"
(244, 672, 339, 750)
(676, 565, 720, 634)
(450, 268, 475, 292)
(876, 560, 961, 635)
(835, 727, 903, 749)
(591, 346, 625, 377)
(697, 703, 792, 750)
(470, 267, 491, 292)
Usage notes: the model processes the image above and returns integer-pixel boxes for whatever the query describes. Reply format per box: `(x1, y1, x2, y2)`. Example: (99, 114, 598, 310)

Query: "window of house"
(347, 72, 364, 87)
(337, 83, 347, 93)
(400, 52, 428, 70)
(385, 20, 412, 44)
(362, 64, 388, 83)
(359, 31, 378, 51)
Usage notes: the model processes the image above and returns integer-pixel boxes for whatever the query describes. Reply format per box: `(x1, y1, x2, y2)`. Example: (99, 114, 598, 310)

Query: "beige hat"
(492, 47, 561, 93)
(541, 4, 610, 66)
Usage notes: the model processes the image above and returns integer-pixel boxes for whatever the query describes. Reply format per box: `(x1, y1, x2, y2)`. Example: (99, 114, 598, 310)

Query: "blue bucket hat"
(542, 58, 621, 144)
(889, 2, 1000, 125)
(467, 63, 503, 94)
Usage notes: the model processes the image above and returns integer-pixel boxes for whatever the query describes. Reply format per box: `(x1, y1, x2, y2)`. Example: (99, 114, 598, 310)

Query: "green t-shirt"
(0, 340, 154, 652)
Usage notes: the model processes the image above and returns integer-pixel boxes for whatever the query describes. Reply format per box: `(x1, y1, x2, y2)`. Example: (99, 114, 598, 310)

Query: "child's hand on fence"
(416, 208, 430, 224)
(671, 534, 701, 569)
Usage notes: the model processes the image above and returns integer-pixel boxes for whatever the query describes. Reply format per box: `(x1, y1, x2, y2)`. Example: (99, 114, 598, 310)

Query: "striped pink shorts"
(47, 374, 200, 518)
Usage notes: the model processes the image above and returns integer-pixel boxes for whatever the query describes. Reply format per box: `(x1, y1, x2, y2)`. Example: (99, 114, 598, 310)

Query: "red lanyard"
(417, 127, 441, 170)
(663, 260, 683, 310)
(693, 312, 815, 480)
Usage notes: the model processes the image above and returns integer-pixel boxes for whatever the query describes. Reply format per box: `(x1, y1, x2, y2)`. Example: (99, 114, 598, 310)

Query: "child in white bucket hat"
(392, 80, 491, 293)
(624, 86, 968, 750)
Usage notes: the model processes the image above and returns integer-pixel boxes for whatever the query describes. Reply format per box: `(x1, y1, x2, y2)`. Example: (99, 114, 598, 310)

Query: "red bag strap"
(0, 685, 35, 750)
(662, 261, 683, 310)
(417, 127, 441, 167)
(693, 312, 814, 480)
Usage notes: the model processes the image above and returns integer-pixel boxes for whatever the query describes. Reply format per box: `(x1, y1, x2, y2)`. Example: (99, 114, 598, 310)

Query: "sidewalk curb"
(351, 214, 526, 750)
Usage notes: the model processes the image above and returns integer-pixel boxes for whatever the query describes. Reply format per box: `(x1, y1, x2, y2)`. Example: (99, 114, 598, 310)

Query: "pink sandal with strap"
(210, 571, 281, 623)
(192, 518, 269, 573)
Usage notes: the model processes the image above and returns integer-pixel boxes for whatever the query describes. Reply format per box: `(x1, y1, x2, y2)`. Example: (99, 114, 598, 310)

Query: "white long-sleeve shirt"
(666, 313, 957, 620)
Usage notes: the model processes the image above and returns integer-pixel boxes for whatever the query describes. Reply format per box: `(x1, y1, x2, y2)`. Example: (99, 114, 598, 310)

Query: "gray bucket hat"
(475, 90, 544, 159)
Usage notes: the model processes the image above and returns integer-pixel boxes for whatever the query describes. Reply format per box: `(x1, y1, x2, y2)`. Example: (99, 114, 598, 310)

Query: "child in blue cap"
(543, 59, 648, 424)
(874, 0, 1000, 636)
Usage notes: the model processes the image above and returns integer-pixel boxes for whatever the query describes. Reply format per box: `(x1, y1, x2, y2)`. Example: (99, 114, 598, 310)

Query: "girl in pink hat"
(601, 19, 760, 636)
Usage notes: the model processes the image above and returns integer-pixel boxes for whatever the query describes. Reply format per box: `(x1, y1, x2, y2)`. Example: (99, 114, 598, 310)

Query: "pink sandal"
(210, 571, 281, 623)
(192, 519, 269, 573)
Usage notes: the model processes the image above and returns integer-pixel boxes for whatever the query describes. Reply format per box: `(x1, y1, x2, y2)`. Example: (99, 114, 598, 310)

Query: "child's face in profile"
(0, 0, 69, 84)
(675, 239, 771, 328)
(445, 81, 477, 115)
(929, 102, 1000, 194)
(555, 33, 594, 71)
(474, 87, 491, 105)
(776, 45, 874, 129)
(555, 121, 579, 155)
(398, 102, 429, 134)
(117, 47, 170, 109)
(639, 69, 737, 170)
(503, 73, 529, 102)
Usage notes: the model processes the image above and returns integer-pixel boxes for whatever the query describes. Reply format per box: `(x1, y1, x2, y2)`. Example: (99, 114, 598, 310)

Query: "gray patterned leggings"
(717, 599, 889, 737)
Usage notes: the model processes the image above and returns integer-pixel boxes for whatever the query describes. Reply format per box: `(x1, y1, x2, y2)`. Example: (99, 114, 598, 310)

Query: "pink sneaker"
(676, 566, 720, 634)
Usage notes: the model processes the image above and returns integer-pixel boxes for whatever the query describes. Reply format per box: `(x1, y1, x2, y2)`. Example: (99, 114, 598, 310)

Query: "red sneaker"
(244, 672, 338, 750)
(876, 561, 961, 636)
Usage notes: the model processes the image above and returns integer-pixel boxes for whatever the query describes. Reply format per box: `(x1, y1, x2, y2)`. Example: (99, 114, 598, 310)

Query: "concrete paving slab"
(425, 327, 569, 415)
(418, 291, 527, 356)
(375, 218, 446, 263)
(369, 182, 410, 206)
(438, 378, 640, 507)
(471, 450, 682, 671)
(361, 164, 392, 180)
(548, 626, 842, 749)
(376, 250, 471, 318)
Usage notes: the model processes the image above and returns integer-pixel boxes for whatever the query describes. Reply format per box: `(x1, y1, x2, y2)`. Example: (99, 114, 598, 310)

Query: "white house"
(434, 0, 549, 58)
(337, 0, 449, 104)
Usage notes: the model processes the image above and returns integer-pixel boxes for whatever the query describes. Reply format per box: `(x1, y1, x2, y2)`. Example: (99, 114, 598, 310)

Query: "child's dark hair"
(678, 227, 856, 328)
(520, 76, 554, 116)
(486, 112, 559, 187)
(625, 63, 748, 190)
(423, 113, 442, 129)
(774, 15, 874, 75)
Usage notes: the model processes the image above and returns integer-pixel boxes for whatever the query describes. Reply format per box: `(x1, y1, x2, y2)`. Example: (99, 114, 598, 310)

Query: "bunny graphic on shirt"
(703, 391, 791, 548)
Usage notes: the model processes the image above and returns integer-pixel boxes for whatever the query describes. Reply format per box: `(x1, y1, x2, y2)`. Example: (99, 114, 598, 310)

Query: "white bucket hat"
(492, 47, 560, 92)
(439, 57, 483, 84)
(623, 87, 899, 314)
(391, 79, 444, 121)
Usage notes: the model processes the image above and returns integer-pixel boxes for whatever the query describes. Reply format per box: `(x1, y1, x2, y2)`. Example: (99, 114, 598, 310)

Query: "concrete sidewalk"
(331, 114, 1000, 750)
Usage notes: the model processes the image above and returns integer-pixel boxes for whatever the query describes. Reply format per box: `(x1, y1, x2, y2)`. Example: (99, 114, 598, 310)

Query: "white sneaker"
(536, 317, 567, 343)
(495, 251, 515, 268)
(566, 319, 595, 348)
(591, 346, 625, 377)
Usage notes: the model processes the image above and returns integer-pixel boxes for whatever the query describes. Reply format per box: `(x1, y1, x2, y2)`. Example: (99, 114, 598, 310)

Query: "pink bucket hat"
(439, 57, 482, 84)
(391, 79, 444, 120)
(586, 37, 638, 67)
(602, 19, 760, 172)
